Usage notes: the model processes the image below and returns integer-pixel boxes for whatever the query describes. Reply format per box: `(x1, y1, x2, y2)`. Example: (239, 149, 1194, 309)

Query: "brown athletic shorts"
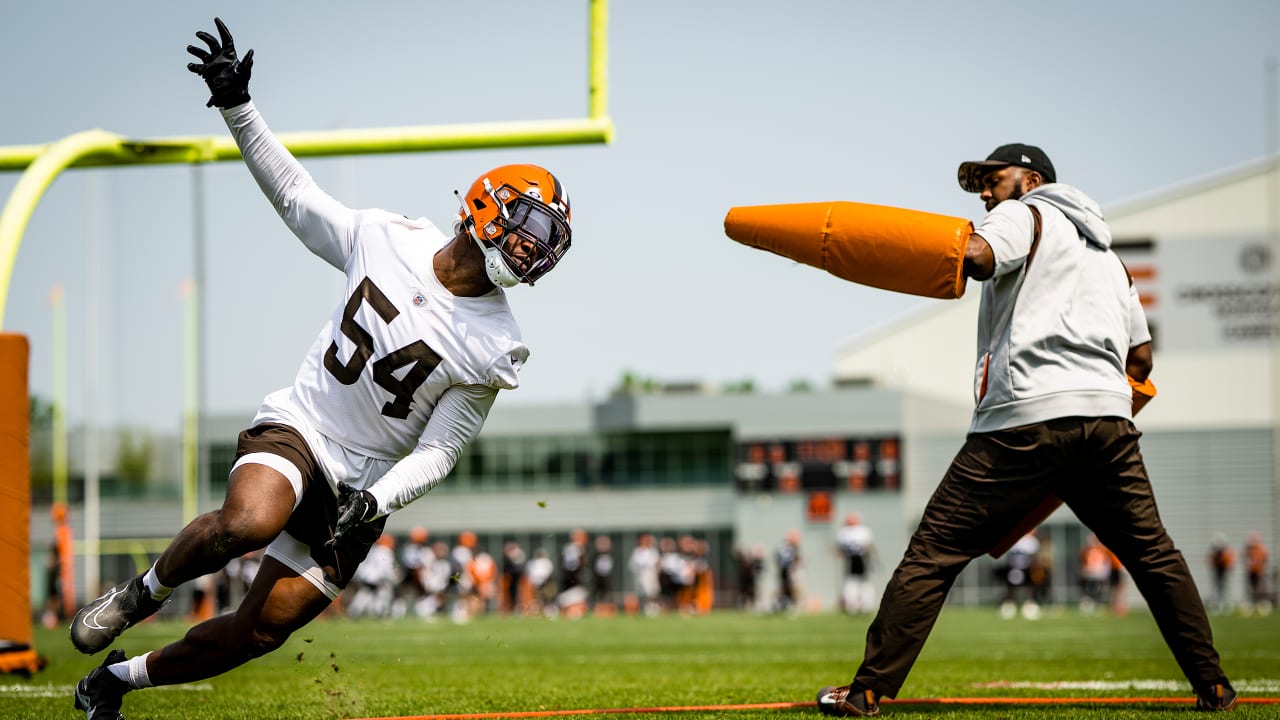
(234, 423, 386, 593)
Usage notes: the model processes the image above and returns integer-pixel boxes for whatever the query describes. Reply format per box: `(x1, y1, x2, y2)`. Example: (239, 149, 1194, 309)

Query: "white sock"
(107, 651, 153, 689)
(142, 566, 173, 601)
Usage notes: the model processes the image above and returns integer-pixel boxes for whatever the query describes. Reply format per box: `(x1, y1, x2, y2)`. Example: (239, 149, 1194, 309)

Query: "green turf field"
(4, 607, 1278, 719)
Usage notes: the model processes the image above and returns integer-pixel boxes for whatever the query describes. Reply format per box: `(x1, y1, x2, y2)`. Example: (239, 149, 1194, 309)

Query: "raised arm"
(187, 18, 358, 270)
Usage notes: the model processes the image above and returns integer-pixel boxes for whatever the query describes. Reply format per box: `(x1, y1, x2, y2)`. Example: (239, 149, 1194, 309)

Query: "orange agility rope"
(346, 695, 1280, 720)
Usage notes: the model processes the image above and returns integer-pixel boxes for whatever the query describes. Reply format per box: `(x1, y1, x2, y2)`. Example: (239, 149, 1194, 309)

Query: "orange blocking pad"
(724, 201, 972, 299)
(1129, 374, 1156, 416)
(0, 333, 39, 675)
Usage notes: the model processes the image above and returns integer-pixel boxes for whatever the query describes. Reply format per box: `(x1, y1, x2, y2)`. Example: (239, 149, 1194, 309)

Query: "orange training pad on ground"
(724, 201, 972, 299)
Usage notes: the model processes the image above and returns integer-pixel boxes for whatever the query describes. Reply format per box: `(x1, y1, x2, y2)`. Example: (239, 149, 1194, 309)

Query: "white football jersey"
(837, 524, 874, 557)
(284, 214, 527, 460)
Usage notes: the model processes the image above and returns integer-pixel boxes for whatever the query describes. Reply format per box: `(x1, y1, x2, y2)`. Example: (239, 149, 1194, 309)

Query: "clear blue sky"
(2, 1, 1279, 433)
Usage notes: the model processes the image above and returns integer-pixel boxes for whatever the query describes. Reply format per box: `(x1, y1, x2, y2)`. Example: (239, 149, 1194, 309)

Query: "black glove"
(327, 481, 379, 550)
(186, 17, 254, 109)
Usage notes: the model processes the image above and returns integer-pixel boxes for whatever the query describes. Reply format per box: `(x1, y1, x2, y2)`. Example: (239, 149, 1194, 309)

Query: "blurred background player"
(465, 543, 497, 619)
(590, 534, 616, 616)
(346, 534, 398, 619)
(1207, 533, 1236, 614)
(657, 536, 687, 613)
(835, 513, 876, 614)
(423, 541, 458, 618)
(558, 529, 590, 619)
(628, 533, 660, 616)
(999, 531, 1040, 620)
(734, 544, 765, 612)
(70, 17, 574, 720)
(775, 529, 803, 614)
(691, 538, 715, 615)
(1079, 533, 1112, 615)
(500, 540, 527, 615)
(524, 547, 556, 617)
(450, 532, 478, 623)
(1243, 531, 1272, 615)
(676, 535, 701, 614)
(393, 527, 432, 619)
(41, 503, 75, 629)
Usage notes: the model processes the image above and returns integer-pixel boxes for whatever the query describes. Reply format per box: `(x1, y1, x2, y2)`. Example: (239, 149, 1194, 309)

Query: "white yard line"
(974, 679, 1280, 693)
(0, 682, 214, 699)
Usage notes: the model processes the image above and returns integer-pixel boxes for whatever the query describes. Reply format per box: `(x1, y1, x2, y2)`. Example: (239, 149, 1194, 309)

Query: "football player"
(71, 18, 572, 720)
(835, 513, 876, 615)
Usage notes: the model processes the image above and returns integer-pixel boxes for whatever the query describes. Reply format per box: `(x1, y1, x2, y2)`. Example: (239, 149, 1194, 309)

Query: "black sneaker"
(74, 649, 130, 720)
(1195, 682, 1238, 712)
(816, 684, 879, 717)
(70, 576, 168, 654)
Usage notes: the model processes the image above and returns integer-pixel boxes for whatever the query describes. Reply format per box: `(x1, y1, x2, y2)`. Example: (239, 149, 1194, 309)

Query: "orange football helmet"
(456, 164, 571, 287)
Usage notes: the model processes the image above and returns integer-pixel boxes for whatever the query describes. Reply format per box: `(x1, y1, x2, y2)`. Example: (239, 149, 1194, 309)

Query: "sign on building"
(734, 436, 901, 493)
(1116, 235, 1278, 351)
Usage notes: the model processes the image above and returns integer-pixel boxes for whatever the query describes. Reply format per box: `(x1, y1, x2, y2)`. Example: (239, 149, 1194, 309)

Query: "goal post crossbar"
(0, 0, 612, 329)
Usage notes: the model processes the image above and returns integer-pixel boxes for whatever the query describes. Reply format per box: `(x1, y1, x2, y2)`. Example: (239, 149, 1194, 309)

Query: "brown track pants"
(853, 416, 1227, 698)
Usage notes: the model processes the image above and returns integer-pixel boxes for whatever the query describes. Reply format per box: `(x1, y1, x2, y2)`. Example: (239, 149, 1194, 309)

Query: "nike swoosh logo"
(74, 682, 92, 716)
(80, 585, 127, 631)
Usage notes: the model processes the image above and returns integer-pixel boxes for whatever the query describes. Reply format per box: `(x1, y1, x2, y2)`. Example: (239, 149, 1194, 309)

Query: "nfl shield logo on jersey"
(411, 289, 427, 307)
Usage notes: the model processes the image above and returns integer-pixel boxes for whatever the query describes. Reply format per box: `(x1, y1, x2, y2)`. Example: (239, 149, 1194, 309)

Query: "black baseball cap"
(957, 143, 1056, 193)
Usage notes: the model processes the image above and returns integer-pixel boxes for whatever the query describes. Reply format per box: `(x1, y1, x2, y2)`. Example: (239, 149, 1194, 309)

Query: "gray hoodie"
(969, 183, 1147, 433)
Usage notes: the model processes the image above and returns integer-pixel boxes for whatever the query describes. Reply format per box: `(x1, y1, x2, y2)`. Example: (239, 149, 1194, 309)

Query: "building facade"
(31, 158, 1279, 615)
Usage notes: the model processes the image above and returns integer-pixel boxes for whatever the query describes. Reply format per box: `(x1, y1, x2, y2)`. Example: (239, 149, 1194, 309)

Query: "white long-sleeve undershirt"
(366, 383, 496, 515)
(220, 100, 356, 270)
